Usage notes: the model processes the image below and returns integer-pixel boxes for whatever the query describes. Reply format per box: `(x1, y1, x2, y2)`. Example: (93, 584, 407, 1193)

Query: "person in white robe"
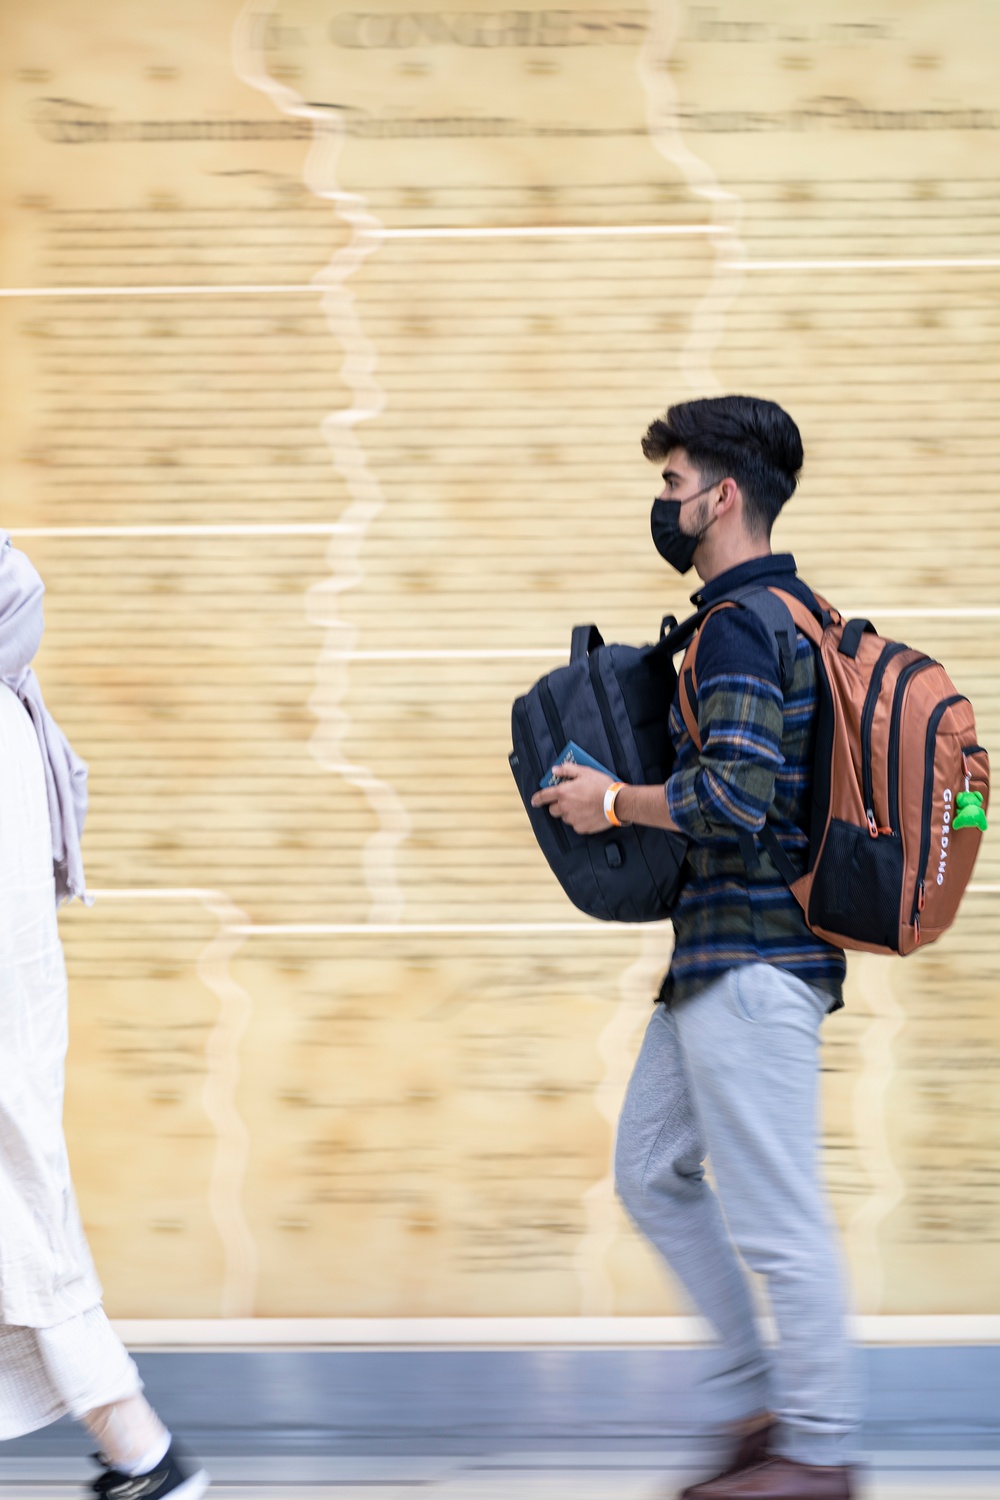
(0, 535, 208, 1498)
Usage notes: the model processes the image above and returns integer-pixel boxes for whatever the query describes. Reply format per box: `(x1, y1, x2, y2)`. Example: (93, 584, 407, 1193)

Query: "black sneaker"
(90, 1441, 210, 1498)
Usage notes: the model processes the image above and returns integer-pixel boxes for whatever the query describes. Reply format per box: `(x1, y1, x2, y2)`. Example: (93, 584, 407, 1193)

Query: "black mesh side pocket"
(809, 819, 904, 950)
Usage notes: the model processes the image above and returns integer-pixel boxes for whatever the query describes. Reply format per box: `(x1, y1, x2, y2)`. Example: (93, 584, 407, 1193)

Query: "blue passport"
(539, 739, 615, 789)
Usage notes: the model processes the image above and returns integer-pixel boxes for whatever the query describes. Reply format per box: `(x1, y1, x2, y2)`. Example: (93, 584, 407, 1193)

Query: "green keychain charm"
(953, 789, 988, 832)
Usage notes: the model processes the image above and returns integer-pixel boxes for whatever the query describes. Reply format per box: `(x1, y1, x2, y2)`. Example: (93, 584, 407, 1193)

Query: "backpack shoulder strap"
(732, 585, 797, 691)
(765, 587, 829, 647)
(677, 601, 733, 748)
(677, 585, 807, 749)
(675, 583, 840, 886)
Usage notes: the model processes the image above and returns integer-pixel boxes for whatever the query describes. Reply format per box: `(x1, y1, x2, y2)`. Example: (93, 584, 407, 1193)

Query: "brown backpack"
(680, 587, 990, 955)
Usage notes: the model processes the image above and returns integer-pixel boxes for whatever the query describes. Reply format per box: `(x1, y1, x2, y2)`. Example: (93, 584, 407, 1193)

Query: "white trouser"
(0, 1304, 141, 1439)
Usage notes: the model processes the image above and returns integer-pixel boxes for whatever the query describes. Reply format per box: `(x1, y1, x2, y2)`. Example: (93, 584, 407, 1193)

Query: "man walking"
(532, 396, 858, 1498)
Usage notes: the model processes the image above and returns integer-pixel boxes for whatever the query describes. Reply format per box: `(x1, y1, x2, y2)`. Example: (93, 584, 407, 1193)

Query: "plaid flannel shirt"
(661, 555, 846, 1010)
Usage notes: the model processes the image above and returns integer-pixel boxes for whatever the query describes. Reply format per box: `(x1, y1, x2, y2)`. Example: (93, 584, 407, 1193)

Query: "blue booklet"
(539, 739, 615, 789)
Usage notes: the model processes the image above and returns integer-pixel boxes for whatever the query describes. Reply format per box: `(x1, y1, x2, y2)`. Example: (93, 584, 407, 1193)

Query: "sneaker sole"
(171, 1472, 210, 1499)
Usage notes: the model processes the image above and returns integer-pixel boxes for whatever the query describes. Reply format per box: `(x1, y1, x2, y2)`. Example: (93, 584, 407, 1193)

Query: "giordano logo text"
(937, 787, 952, 886)
(329, 10, 647, 48)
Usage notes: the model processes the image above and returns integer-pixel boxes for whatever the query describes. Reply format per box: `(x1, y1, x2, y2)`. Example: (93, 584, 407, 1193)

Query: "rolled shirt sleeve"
(666, 607, 785, 842)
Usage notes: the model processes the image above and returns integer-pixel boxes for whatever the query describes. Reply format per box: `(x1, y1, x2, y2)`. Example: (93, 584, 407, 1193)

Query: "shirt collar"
(690, 553, 798, 608)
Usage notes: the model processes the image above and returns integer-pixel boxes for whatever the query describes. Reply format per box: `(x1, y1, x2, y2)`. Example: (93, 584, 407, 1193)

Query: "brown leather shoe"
(679, 1454, 853, 1499)
(679, 1417, 773, 1498)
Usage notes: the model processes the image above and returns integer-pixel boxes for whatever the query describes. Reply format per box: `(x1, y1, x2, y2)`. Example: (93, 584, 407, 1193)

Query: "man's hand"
(531, 762, 612, 835)
(531, 767, 682, 836)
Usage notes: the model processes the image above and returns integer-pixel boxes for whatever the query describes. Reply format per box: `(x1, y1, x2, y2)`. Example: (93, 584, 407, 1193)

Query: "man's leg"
(673, 965, 860, 1468)
(615, 1001, 771, 1418)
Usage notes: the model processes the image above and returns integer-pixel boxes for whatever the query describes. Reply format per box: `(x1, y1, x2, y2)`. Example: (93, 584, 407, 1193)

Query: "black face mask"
(649, 485, 717, 574)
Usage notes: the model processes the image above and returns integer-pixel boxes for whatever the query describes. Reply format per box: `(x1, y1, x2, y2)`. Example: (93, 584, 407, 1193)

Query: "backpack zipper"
(886, 656, 934, 831)
(529, 689, 571, 854)
(538, 680, 567, 758)
(587, 650, 628, 780)
(513, 701, 545, 789)
(860, 641, 909, 831)
(910, 693, 965, 931)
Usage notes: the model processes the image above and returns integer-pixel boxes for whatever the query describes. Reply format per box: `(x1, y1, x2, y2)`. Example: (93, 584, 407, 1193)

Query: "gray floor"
(3, 1347, 999, 1495)
(2, 1452, 1000, 1497)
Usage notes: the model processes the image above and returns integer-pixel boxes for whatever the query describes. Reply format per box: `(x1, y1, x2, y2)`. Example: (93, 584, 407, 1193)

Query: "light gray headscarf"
(0, 533, 89, 904)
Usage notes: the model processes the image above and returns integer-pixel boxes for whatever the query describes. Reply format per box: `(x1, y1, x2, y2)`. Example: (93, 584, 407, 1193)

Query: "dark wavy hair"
(641, 395, 804, 539)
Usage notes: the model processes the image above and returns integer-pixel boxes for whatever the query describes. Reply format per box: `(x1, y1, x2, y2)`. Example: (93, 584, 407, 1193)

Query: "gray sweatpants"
(614, 964, 860, 1466)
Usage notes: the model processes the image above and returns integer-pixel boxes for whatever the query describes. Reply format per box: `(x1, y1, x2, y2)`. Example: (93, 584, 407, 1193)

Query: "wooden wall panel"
(0, 0, 997, 1317)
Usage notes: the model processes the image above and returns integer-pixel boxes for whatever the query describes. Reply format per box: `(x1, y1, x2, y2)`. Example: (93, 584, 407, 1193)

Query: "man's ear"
(716, 477, 740, 516)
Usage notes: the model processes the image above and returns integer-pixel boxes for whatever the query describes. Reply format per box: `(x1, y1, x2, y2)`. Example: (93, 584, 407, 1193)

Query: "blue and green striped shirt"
(662, 554, 846, 1010)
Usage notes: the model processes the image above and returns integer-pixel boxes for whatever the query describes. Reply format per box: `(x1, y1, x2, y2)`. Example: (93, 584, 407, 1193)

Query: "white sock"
(81, 1394, 170, 1474)
(126, 1430, 172, 1476)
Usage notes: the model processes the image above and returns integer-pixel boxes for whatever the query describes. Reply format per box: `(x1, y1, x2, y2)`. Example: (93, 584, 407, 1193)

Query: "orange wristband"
(603, 782, 629, 828)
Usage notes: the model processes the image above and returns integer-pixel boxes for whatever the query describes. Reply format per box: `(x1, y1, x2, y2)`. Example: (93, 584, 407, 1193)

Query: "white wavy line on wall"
(848, 952, 906, 1312)
(574, 926, 675, 1314)
(197, 891, 259, 1316)
(233, 1, 411, 924)
(94, 886, 257, 1315)
(639, 0, 745, 395)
